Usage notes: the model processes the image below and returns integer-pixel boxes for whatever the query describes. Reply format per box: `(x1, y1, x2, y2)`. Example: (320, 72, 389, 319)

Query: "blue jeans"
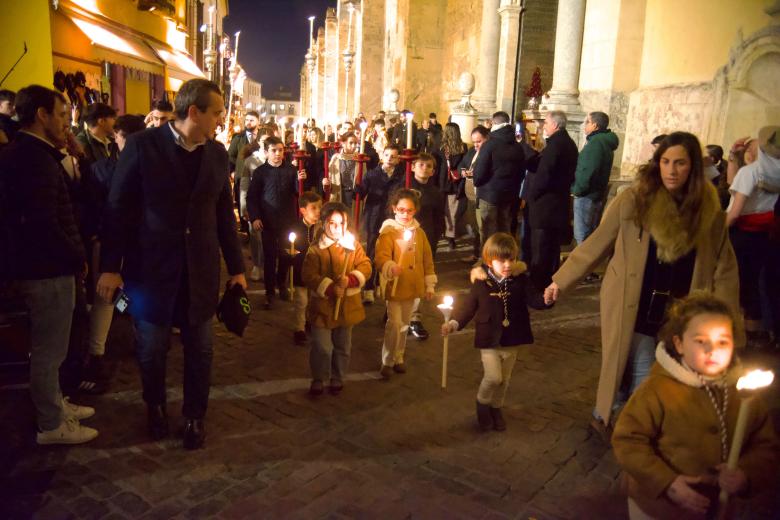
(134, 319, 213, 419)
(18, 276, 75, 431)
(310, 326, 353, 382)
(573, 196, 603, 245)
(594, 332, 656, 422)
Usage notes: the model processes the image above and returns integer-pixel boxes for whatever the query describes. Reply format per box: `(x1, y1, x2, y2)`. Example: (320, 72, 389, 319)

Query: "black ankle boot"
(183, 419, 206, 450)
(490, 407, 506, 431)
(147, 404, 169, 440)
(476, 401, 493, 431)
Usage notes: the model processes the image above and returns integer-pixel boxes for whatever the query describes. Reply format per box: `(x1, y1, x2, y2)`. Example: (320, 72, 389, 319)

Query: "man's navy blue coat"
(100, 125, 244, 325)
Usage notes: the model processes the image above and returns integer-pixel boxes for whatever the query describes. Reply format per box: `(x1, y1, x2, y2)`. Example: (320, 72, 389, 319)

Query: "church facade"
(300, 0, 780, 177)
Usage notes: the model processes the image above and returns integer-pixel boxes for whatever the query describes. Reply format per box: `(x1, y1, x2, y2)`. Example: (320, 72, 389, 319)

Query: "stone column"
(450, 73, 479, 144)
(544, 0, 586, 111)
(323, 8, 339, 123)
(495, 0, 522, 115)
(473, 0, 501, 116)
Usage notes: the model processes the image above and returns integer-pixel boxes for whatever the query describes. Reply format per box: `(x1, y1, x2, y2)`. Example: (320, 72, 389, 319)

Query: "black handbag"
(216, 282, 251, 337)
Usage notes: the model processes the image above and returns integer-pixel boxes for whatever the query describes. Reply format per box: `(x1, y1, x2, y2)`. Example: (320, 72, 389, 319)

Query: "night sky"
(223, 0, 337, 96)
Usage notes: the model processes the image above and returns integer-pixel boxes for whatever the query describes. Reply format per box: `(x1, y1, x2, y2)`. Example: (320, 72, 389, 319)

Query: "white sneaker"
(363, 290, 374, 304)
(62, 397, 94, 421)
(250, 266, 261, 281)
(37, 417, 99, 445)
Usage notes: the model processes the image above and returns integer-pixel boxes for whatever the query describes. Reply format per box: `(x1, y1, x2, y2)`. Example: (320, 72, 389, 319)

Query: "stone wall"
(358, 0, 385, 118)
(439, 0, 483, 119)
(515, 0, 558, 112)
(402, 0, 446, 116)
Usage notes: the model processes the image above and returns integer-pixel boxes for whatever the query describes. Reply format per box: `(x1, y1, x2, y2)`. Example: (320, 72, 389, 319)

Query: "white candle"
(359, 121, 368, 154)
(437, 295, 454, 389)
(289, 231, 297, 299)
(391, 229, 413, 297)
(297, 118, 306, 147)
(718, 369, 775, 510)
(279, 120, 286, 142)
(333, 232, 356, 320)
(406, 113, 413, 150)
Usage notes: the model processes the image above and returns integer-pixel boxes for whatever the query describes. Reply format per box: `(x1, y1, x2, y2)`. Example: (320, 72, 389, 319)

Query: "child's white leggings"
(477, 347, 518, 407)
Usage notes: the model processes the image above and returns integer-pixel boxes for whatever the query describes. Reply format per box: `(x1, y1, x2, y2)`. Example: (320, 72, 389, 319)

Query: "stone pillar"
(495, 0, 522, 116)
(473, 0, 501, 116)
(544, 0, 586, 111)
(450, 73, 479, 144)
(324, 8, 339, 124)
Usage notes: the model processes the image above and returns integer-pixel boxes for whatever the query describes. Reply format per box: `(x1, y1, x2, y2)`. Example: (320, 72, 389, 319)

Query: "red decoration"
(524, 67, 544, 98)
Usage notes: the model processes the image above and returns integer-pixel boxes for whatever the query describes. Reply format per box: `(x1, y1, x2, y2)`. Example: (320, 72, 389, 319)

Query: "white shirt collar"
(19, 130, 57, 150)
(168, 122, 205, 152)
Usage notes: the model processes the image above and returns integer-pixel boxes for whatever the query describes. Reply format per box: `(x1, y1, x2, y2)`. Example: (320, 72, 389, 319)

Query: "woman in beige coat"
(544, 132, 739, 432)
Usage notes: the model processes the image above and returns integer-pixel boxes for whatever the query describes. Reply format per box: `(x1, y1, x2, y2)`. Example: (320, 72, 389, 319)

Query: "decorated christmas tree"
(524, 67, 544, 98)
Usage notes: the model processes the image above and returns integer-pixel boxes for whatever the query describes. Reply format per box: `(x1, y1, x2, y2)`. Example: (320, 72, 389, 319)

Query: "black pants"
(261, 228, 287, 297)
(730, 227, 770, 320)
(365, 229, 380, 290)
(530, 228, 561, 290)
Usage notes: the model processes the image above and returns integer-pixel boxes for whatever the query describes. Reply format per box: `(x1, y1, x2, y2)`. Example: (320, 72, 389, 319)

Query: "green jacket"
(571, 129, 618, 200)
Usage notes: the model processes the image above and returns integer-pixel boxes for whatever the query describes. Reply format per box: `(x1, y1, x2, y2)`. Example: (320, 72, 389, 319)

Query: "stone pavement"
(1, 243, 779, 519)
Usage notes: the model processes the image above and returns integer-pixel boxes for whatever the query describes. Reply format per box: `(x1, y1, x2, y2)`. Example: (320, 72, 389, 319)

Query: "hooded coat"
(551, 183, 739, 424)
(374, 218, 436, 301)
(613, 344, 778, 518)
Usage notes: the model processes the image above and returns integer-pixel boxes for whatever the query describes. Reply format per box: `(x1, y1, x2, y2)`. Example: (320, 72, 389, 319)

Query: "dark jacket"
(280, 218, 321, 286)
(472, 125, 525, 205)
(571, 129, 619, 200)
(435, 148, 466, 197)
(525, 128, 578, 230)
(301, 141, 322, 193)
(246, 161, 299, 230)
(451, 263, 548, 348)
(75, 129, 115, 172)
(100, 125, 244, 325)
(354, 163, 405, 236)
(391, 121, 418, 150)
(0, 132, 85, 279)
(388, 175, 445, 250)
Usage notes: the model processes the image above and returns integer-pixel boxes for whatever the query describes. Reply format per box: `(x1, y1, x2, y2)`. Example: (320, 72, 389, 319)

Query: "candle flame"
(288, 232, 297, 243)
(360, 121, 368, 130)
(403, 229, 413, 241)
(737, 369, 774, 391)
(338, 232, 356, 250)
(297, 117, 306, 127)
(443, 295, 453, 307)
(408, 112, 414, 120)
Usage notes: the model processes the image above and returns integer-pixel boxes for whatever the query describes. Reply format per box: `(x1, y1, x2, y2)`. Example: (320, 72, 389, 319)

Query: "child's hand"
(666, 475, 713, 515)
(441, 321, 456, 336)
(390, 265, 402, 277)
(252, 219, 263, 231)
(333, 284, 345, 298)
(335, 276, 349, 289)
(424, 290, 434, 301)
(716, 464, 748, 495)
(322, 177, 331, 187)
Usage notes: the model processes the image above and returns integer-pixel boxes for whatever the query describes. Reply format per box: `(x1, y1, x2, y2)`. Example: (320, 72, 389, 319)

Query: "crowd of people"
(1, 78, 779, 518)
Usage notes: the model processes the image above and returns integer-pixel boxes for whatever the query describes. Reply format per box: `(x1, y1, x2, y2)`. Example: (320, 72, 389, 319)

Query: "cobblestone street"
(2, 243, 779, 519)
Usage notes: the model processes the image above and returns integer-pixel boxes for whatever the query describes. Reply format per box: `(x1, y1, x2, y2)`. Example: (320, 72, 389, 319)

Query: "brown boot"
(489, 407, 506, 431)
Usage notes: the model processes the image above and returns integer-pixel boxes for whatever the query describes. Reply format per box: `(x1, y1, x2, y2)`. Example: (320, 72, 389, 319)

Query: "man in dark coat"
(472, 111, 525, 241)
(0, 89, 19, 147)
(97, 79, 246, 450)
(524, 110, 578, 289)
(0, 85, 96, 445)
(75, 102, 117, 172)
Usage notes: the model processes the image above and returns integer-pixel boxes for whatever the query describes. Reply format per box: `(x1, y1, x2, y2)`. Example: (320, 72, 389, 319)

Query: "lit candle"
(359, 121, 368, 154)
(297, 118, 306, 148)
(308, 16, 315, 51)
(406, 113, 413, 150)
(437, 295, 454, 389)
(279, 119, 286, 142)
(391, 229, 413, 297)
(289, 232, 297, 299)
(333, 232, 356, 320)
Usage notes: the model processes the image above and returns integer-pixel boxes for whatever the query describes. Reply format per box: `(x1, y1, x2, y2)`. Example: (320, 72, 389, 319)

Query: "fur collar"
(655, 342, 740, 388)
(643, 182, 721, 263)
(378, 218, 420, 234)
(469, 262, 528, 283)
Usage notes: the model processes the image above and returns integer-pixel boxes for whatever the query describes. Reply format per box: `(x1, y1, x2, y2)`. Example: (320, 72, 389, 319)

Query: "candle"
(289, 232, 297, 300)
(391, 229, 413, 297)
(333, 232, 356, 320)
(308, 16, 315, 51)
(406, 113, 413, 150)
(718, 369, 775, 512)
(279, 119, 286, 142)
(437, 295, 454, 389)
(359, 121, 368, 154)
(297, 118, 306, 148)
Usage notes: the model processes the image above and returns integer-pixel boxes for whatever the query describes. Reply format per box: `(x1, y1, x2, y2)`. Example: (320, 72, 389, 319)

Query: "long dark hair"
(633, 131, 706, 228)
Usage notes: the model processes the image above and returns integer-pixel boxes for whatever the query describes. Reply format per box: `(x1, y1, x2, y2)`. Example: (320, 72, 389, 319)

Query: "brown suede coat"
(552, 184, 739, 423)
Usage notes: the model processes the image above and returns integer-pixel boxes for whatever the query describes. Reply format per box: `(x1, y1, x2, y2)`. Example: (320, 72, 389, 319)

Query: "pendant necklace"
(488, 270, 510, 327)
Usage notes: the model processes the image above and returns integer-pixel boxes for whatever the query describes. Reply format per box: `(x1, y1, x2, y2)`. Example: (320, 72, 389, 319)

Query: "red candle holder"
(352, 153, 370, 230)
(400, 148, 418, 188)
(293, 147, 310, 197)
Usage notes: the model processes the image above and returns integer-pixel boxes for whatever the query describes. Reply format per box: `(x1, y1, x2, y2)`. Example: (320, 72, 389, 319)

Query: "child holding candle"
(375, 189, 437, 378)
(612, 293, 778, 519)
(301, 202, 371, 396)
(323, 132, 359, 211)
(441, 233, 550, 432)
(279, 191, 323, 346)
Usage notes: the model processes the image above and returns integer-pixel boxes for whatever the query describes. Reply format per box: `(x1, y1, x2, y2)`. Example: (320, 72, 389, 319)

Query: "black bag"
(216, 282, 251, 337)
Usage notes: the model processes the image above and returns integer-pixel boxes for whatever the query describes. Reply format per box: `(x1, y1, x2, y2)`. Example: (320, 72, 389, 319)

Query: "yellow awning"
(145, 41, 206, 82)
(58, 13, 164, 76)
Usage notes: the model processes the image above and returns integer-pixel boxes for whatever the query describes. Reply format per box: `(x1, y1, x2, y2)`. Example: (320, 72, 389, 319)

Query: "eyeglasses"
(395, 207, 416, 214)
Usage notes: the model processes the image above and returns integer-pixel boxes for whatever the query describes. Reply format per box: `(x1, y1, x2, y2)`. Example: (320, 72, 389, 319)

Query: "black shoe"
(309, 380, 324, 396)
(447, 238, 457, 251)
(476, 401, 492, 431)
(147, 404, 169, 441)
(183, 419, 205, 450)
(279, 287, 291, 301)
(408, 321, 429, 340)
(293, 330, 308, 346)
(490, 407, 506, 431)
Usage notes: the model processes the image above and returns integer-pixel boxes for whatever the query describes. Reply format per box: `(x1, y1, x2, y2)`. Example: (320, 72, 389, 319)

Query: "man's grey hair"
(492, 111, 510, 124)
(589, 111, 609, 130)
(548, 110, 567, 130)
